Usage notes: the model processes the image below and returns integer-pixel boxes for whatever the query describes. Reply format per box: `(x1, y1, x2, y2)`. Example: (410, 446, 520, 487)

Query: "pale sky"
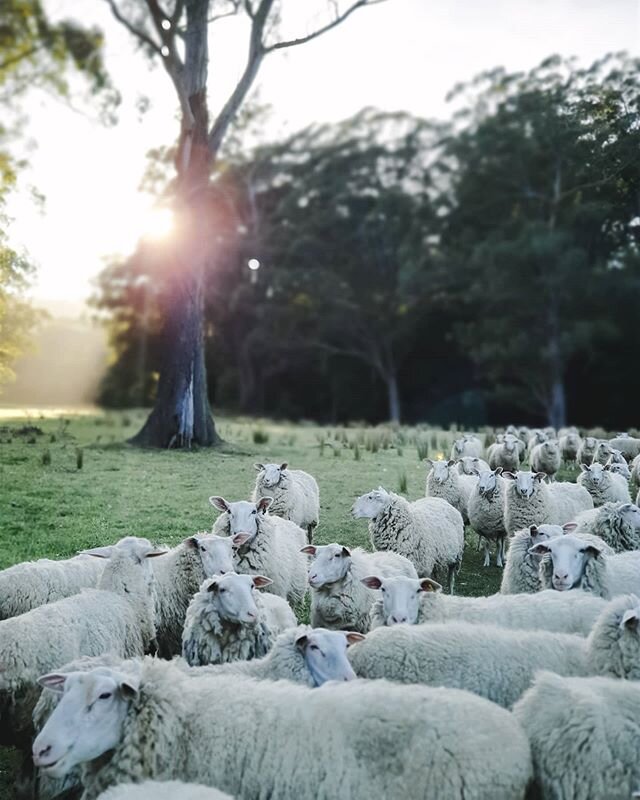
(6, 0, 640, 310)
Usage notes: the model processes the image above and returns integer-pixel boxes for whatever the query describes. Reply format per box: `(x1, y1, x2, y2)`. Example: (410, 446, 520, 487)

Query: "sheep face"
(529, 534, 602, 591)
(504, 471, 545, 499)
(81, 536, 167, 590)
(608, 460, 631, 479)
(619, 503, 640, 530)
(476, 468, 502, 497)
(543, 441, 560, 456)
(503, 435, 519, 455)
(304, 544, 352, 588)
(458, 457, 480, 475)
(254, 462, 288, 488)
(351, 487, 391, 519)
(33, 668, 138, 778)
(203, 573, 271, 625)
(580, 463, 606, 487)
(209, 497, 272, 543)
(428, 460, 455, 485)
(452, 439, 465, 457)
(295, 629, 362, 685)
(188, 534, 235, 577)
(594, 442, 614, 464)
(362, 575, 440, 625)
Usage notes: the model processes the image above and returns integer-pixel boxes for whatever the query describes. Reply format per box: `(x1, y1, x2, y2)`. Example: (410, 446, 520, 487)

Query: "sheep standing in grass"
(503, 471, 593, 535)
(450, 435, 483, 461)
(368, 575, 606, 634)
(559, 431, 581, 465)
(352, 487, 464, 592)
(153, 533, 235, 658)
(609, 434, 640, 461)
(573, 502, 640, 552)
(488, 435, 521, 472)
(425, 458, 475, 521)
(533, 533, 640, 598)
(252, 462, 319, 544)
(467, 467, 507, 567)
(0, 537, 165, 753)
(349, 594, 640, 708)
(531, 440, 561, 481)
(0, 554, 105, 621)
(514, 672, 640, 800)
(32, 659, 533, 800)
(577, 436, 599, 465)
(181, 573, 296, 667)
(303, 543, 416, 632)
(210, 496, 307, 606)
(607, 457, 631, 480)
(527, 430, 549, 459)
(577, 462, 632, 506)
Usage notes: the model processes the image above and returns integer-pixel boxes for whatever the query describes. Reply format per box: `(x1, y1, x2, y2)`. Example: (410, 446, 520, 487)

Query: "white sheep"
(352, 487, 464, 592)
(531, 440, 561, 481)
(500, 523, 567, 594)
(182, 626, 364, 686)
(210, 496, 307, 606)
(32, 659, 533, 800)
(532, 533, 640, 599)
(96, 783, 233, 800)
(456, 456, 490, 476)
(576, 435, 599, 465)
(349, 593, 640, 708)
(153, 533, 235, 658)
(631, 454, 640, 493)
(252, 462, 319, 544)
(368, 574, 606, 634)
(606, 456, 632, 480)
(302, 542, 416, 632)
(514, 671, 640, 800)
(503, 470, 593, 535)
(559, 431, 581, 464)
(425, 458, 475, 521)
(488, 435, 521, 472)
(577, 462, 632, 506)
(450, 434, 483, 460)
(573, 502, 640, 552)
(0, 537, 165, 754)
(609, 433, 640, 461)
(0, 554, 104, 621)
(467, 467, 507, 567)
(526, 430, 549, 459)
(181, 573, 296, 667)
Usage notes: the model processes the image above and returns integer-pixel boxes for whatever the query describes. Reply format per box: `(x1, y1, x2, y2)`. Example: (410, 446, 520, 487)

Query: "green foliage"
(252, 428, 269, 445)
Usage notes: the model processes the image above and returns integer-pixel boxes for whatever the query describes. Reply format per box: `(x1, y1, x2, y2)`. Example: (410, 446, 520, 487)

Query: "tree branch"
(264, 0, 387, 53)
(104, 0, 162, 55)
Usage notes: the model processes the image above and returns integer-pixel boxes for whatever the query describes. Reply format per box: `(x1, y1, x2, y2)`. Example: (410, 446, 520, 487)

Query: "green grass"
(0, 409, 581, 795)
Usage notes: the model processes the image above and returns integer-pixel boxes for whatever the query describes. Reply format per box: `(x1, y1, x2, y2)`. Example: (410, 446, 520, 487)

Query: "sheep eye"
(219, 588, 226, 593)
(309, 644, 319, 651)
(381, 587, 386, 593)
(252, 510, 257, 515)
(98, 692, 111, 700)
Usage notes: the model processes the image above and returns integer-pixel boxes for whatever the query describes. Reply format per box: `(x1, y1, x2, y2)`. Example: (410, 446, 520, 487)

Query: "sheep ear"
(502, 472, 516, 480)
(580, 464, 590, 472)
(280, 462, 288, 471)
(232, 533, 251, 548)
(253, 463, 265, 472)
(341, 546, 351, 558)
(583, 545, 603, 559)
(361, 576, 382, 590)
(209, 496, 230, 512)
(419, 578, 441, 593)
(426, 459, 434, 466)
(185, 536, 200, 550)
(529, 525, 538, 535)
(604, 463, 611, 471)
(300, 545, 317, 555)
(252, 575, 273, 589)
(562, 522, 578, 533)
(143, 547, 168, 559)
(207, 580, 219, 593)
(37, 673, 68, 693)
(346, 632, 366, 646)
(621, 609, 640, 632)
(79, 546, 114, 559)
(534, 472, 546, 482)
(294, 633, 309, 651)
(494, 467, 503, 475)
(118, 673, 140, 698)
(447, 460, 455, 467)
(528, 543, 551, 555)
(257, 497, 272, 514)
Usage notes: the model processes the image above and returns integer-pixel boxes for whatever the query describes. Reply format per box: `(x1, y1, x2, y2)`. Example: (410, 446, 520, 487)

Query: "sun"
(140, 207, 175, 240)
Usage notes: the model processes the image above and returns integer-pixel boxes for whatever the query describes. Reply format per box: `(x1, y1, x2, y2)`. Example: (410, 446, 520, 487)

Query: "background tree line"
(93, 53, 640, 430)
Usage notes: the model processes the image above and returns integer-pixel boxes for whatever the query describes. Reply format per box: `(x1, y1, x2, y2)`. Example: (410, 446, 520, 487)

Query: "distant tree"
(439, 54, 640, 427)
(104, 0, 387, 448)
(0, 0, 113, 391)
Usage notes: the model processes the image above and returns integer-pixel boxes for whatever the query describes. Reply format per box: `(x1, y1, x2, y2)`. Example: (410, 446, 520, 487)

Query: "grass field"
(0, 408, 580, 795)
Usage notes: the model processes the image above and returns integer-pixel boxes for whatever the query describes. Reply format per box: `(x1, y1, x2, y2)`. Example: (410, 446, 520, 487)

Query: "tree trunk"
(547, 376, 566, 430)
(386, 371, 401, 424)
(131, 0, 220, 448)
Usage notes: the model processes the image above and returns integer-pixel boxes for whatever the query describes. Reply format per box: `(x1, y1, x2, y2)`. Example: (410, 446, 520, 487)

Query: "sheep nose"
(33, 743, 52, 764)
(555, 572, 569, 581)
(391, 615, 407, 624)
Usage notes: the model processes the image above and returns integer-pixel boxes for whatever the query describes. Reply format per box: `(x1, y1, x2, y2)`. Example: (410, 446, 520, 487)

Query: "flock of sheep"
(4, 429, 640, 799)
